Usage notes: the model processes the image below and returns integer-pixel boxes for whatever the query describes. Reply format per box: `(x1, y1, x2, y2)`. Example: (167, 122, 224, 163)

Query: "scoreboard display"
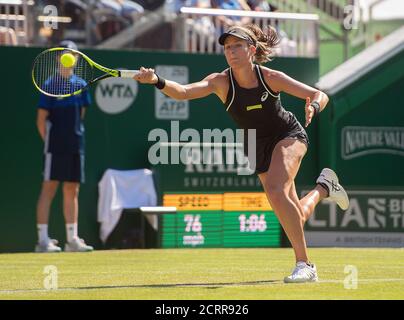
(160, 193, 281, 248)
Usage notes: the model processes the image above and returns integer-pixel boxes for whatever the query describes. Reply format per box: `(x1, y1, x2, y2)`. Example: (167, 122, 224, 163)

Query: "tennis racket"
(32, 47, 139, 98)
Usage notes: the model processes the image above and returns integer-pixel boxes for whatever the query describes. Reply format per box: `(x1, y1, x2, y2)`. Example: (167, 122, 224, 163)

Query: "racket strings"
(33, 49, 93, 96)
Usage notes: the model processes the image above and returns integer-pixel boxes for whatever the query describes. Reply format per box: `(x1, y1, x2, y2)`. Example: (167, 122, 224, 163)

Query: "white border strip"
(159, 142, 243, 147)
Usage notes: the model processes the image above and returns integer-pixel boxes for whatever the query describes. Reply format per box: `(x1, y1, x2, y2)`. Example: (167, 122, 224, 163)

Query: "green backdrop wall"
(306, 46, 404, 247)
(318, 48, 404, 186)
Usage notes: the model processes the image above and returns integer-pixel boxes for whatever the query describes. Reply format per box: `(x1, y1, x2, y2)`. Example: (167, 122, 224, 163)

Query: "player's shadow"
(1, 280, 282, 294)
(75, 279, 281, 291)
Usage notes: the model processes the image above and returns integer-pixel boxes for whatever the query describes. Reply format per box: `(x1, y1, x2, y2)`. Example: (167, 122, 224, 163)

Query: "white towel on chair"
(97, 168, 157, 243)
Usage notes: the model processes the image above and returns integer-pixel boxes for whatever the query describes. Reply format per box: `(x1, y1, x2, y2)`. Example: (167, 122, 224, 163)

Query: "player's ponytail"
(246, 24, 280, 64)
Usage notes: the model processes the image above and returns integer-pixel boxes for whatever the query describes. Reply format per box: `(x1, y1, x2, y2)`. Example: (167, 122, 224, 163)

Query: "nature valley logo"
(342, 126, 404, 160)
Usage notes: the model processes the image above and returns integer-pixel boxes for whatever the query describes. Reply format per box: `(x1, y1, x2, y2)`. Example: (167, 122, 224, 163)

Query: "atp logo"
(95, 77, 138, 114)
(261, 91, 269, 102)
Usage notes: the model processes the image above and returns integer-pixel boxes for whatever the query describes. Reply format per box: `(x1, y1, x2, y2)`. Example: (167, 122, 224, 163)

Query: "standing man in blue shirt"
(35, 40, 94, 252)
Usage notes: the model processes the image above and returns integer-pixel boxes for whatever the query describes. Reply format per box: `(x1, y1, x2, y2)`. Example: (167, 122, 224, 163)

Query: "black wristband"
(310, 101, 320, 116)
(154, 73, 166, 90)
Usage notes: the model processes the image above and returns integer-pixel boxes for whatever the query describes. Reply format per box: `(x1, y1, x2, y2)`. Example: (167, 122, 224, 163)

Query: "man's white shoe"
(64, 238, 94, 252)
(35, 239, 62, 253)
(316, 168, 349, 210)
(284, 262, 318, 283)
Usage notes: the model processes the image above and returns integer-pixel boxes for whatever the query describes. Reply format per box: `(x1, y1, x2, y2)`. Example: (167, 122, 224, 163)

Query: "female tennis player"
(133, 24, 349, 283)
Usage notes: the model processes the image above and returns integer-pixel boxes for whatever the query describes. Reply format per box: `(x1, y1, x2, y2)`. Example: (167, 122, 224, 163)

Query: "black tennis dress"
(224, 64, 309, 174)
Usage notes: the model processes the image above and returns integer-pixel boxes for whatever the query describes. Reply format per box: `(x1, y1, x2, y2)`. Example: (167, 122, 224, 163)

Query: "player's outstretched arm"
(263, 68, 329, 127)
(133, 67, 221, 101)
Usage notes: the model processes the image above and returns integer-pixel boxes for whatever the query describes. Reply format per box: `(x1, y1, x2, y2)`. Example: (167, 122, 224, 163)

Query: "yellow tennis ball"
(60, 53, 76, 68)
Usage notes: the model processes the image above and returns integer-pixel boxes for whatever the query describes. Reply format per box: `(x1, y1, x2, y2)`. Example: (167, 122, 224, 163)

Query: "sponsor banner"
(306, 231, 404, 247)
(152, 126, 261, 191)
(157, 164, 262, 192)
(341, 126, 404, 160)
(183, 175, 261, 190)
(304, 189, 404, 247)
(155, 65, 189, 120)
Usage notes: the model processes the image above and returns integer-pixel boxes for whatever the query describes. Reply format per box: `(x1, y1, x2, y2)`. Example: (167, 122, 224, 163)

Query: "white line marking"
(1, 278, 404, 294)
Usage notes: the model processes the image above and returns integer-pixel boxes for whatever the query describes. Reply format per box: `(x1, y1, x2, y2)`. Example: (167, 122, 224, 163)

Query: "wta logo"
(95, 77, 138, 114)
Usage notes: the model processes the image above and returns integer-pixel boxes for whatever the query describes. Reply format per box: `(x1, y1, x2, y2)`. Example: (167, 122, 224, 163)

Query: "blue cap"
(59, 40, 78, 51)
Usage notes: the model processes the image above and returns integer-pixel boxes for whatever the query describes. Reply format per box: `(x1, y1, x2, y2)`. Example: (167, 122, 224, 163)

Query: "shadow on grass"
(0, 279, 282, 293)
(77, 279, 281, 291)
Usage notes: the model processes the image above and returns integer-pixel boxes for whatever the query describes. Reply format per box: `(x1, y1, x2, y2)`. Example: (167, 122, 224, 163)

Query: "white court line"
(1, 278, 404, 294)
(318, 278, 404, 284)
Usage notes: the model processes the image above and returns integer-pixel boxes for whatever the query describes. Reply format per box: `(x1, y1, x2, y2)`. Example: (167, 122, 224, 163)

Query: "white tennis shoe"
(35, 239, 62, 253)
(284, 262, 318, 283)
(65, 238, 94, 252)
(316, 168, 349, 210)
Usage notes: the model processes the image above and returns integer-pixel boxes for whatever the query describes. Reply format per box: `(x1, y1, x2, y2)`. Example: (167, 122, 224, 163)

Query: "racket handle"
(119, 70, 140, 78)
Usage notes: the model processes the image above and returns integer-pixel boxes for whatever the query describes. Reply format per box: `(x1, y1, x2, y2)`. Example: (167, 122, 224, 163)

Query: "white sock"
(37, 224, 49, 243)
(66, 223, 78, 243)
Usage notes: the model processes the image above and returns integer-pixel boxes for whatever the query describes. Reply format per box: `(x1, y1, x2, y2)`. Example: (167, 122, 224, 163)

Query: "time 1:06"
(238, 214, 267, 232)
